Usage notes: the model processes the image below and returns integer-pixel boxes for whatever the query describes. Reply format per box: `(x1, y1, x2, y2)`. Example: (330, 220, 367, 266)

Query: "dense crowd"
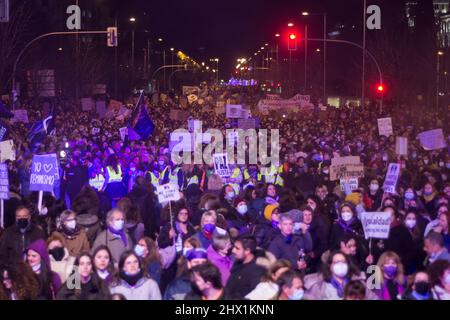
(0, 85, 449, 300)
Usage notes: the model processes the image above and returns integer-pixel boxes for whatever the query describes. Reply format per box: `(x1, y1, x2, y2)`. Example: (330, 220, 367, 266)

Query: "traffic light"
(375, 83, 385, 95)
(288, 33, 297, 51)
(107, 27, 118, 47)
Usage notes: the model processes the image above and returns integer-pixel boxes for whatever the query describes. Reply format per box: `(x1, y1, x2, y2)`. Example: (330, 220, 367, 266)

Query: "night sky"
(110, 0, 371, 77)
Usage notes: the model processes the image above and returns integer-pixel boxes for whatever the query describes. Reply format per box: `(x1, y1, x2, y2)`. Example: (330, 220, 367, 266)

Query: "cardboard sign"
(81, 98, 94, 111)
(418, 129, 446, 150)
(29, 154, 59, 192)
(395, 137, 408, 155)
(330, 163, 364, 181)
(383, 163, 400, 193)
(213, 153, 231, 178)
(226, 104, 243, 119)
(361, 212, 392, 239)
(119, 127, 128, 141)
(377, 117, 393, 137)
(11, 109, 29, 123)
(0, 140, 15, 162)
(0, 163, 10, 200)
(340, 177, 359, 195)
(157, 183, 181, 203)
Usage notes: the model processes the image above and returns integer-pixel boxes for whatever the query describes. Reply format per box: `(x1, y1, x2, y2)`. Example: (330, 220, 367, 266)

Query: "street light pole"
(323, 13, 327, 105)
(437, 51, 444, 110)
(362, 0, 366, 108)
(304, 24, 308, 93)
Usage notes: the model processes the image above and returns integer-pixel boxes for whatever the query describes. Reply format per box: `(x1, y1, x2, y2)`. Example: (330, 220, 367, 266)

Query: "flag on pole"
(128, 91, 154, 140)
(27, 114, 55, 152)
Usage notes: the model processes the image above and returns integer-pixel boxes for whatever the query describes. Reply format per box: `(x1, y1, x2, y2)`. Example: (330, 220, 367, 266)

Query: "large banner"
(29, 154, 59, 192)
(257, 94, 314, 114)
(418, 129, 447, 150)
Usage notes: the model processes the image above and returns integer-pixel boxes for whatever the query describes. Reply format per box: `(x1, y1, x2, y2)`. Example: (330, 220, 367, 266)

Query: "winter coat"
(76, 214, 102, 248)
(110, 277, 161, 300)
(224, 257, 266, 300)
(49, 248, 76, 283)
(328, 218, 365, 251)
(52, 229, 90, 257)
(0, 223, 46, 264)
(206, 245, 233, 286)
(92, 229, 133, 265)
(128, 185, 160, 240)
(163, 276, 192, 300)
(267, 233, 313, 268)
(56, 276, 111, 300)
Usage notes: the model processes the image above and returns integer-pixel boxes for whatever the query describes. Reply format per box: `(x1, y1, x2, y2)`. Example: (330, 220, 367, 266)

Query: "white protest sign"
(226, 104, 243, 118)
(119, 127, 128, 141)
(417, 129, 446, 150)
(383, 163, 400, 193)
(213, 153, 231, 178)
(395, 137, 408, 155)
(377, 117, 393, 137)
(0, 140, 15, 162)
(361, 212, 392, 239)
(156, 183, 181, 203)
(340, 177, 359, 195)
(81, 98, 94, 111)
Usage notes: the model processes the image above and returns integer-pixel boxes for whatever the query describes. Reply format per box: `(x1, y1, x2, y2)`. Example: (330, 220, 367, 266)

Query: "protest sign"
(30, 154, 59, 192)
(81, 98, 94, 111)
(0, 163, 9, 200)
(360, 212, 392, 239)
(156, 183, 181, 203)
(11, 109, 29, 123)
(226, 104, 243, 118)
(340, 177, 359, 195)
(213, 153, 231, 178)
(330, 163, 364, 181)
(417, 129, 446, 150)
(377, 117, 393, 137)
(257, 94, 314, 113)
(0, 140, 15, 162)
(383, 163, 400, 193)
(96, 101, 107, 118)
(395, 137, 408, 155)
(119, 127, 128, 141)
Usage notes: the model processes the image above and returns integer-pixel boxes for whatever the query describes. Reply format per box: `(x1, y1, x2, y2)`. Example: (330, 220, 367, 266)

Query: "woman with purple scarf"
(328, 203, 366, 252)
(92, 208, 133, 265)
(373, 251, 406, 300)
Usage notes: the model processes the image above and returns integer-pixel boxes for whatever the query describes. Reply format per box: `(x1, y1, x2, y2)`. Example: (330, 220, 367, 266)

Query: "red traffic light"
(288, 33, 298, 51)
(376, 83, 385, 93)
(289, 33, 297, 40)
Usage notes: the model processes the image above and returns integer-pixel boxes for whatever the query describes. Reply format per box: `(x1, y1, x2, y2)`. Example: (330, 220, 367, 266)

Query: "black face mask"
(414, 281, 430, 295)
(49, 247, 65, 261)
(16, 218, 30, 230)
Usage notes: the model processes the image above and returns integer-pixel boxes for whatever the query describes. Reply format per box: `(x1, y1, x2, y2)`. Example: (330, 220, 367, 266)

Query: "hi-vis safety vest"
(261, 164, 284, 186)
(169, 167, 181, 186)
(186, 175, 199, 187)
(229, 167, 243, 195)
(107, 166, 123, 183)
(147, 171, 160, 189)
(89, 173, 105, 191)
(243, 168, 263, 182)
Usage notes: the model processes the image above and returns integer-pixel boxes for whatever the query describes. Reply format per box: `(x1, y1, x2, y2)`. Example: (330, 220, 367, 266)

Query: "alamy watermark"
(66, 5, 81, 30)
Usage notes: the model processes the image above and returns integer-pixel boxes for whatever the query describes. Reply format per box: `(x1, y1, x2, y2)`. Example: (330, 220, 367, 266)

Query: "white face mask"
(32, 263, 41, 272)
(66, 220, 77, 230)
(237, 205, 248, 215)
(332, 262, 349, 278)
(405, 219, 416, 229)
(370, 184, 379, 192)
(112, 220, 124, 231)
(341, 211, 353, 222)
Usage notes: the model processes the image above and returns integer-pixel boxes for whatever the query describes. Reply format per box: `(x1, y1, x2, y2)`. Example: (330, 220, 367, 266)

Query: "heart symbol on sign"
(35, 163, 42, 173)
(43, 164, 53, 173)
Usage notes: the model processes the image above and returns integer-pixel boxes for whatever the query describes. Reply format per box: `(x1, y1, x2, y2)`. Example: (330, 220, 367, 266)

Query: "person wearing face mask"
(134, 237, 166, 286)
(367, 179, 383, 211)
(403, 210, 427, 273)
(46, 234, 76, 284)
(126, 162, 143, 193)
(277, 270, 305, 300)
(227, 197, 257, 237)
(329, 203, 365, 252)
(264, 183, 280, 205)
(0, 206, 45, 264)
(109, 251, 161, 300)
(373, 251, 406, 300)
(220, 184, 236, 208)
(52, 210, 89, 257)
(92, 209, 133, 264)
(206, 232, 233, 286)
(25, 239, 62, 300)
(421, 182, 438, 218)
(403, 187, 417, 210)
(304, 251, 377, 300)
(192, 211, 218, 249)
(403, 272, 433, 300)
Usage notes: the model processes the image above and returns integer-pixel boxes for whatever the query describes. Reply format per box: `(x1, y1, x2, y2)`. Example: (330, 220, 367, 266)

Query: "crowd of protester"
(0, 84, 449, 300)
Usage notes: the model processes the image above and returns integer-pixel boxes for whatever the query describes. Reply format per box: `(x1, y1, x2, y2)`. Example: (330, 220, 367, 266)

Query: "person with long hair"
(117, 197, 145, 246)
(0, 261, 39, 300)
(134, 237, 164, 285)
(92, 245, 116, 286)
(428, 260, 450, 300)
(25, 239, 62, 300)
(109, 251, 161, 300)
(373, 251, 406, 300)
(56, 252, 111, 300)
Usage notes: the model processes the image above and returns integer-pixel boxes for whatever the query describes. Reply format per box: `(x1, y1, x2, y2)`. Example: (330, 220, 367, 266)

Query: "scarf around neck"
(108, 226, 128, 247)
